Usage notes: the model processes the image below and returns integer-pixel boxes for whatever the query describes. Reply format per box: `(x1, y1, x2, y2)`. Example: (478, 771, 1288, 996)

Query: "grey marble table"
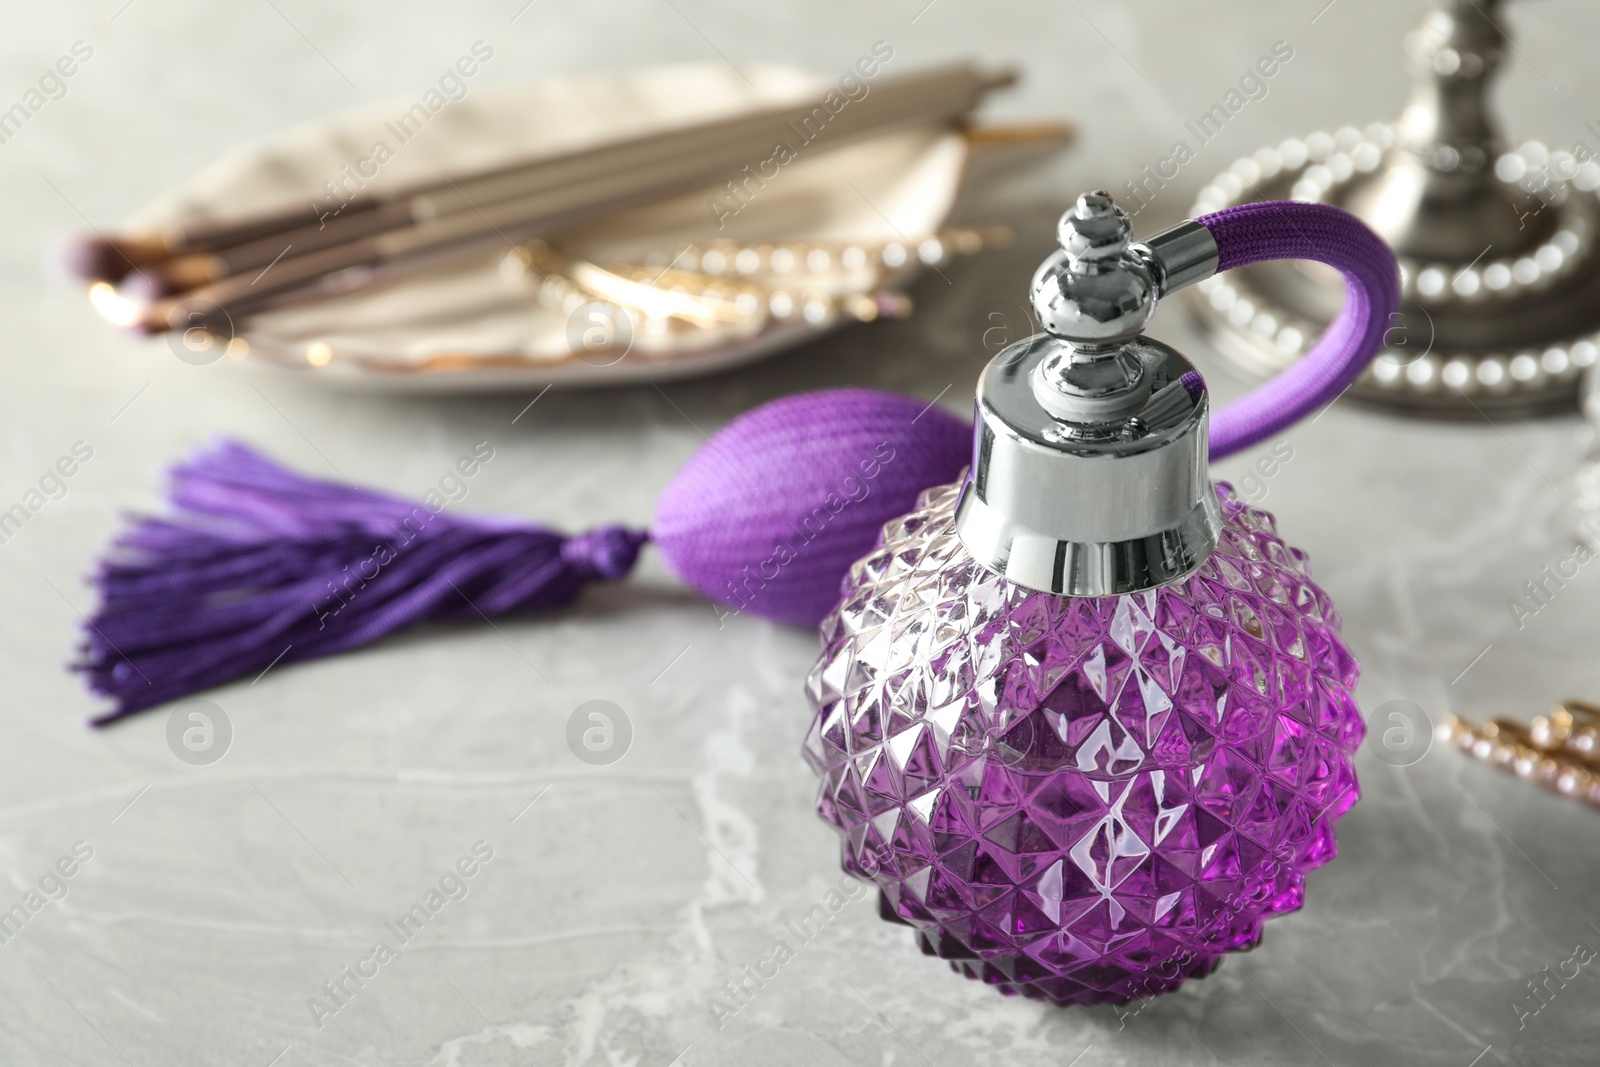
(2, 1, 1599, 1064)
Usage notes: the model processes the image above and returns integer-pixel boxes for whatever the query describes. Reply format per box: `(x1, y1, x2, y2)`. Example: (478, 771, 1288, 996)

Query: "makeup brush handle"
(192, 64, 1006, 279)
(128, 63, 1014, 281)
(151, 71, 1012, 330)
(151, 201, 386, 258)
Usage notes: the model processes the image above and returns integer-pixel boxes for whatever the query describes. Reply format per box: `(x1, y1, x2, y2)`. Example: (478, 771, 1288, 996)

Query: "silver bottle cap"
(954, 191, 1224, 596)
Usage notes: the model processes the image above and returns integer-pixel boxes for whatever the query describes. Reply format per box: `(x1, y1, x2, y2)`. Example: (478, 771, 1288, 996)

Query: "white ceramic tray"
(126, 63, 1019, 392)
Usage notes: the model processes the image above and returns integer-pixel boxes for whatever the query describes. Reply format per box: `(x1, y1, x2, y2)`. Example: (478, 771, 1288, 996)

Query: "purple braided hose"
(1199, 201, 1400, 458)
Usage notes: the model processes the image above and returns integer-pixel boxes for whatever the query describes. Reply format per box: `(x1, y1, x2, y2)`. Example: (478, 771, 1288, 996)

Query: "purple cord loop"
(560, 525, 649, 581)
(1200, 202, 1400, 460)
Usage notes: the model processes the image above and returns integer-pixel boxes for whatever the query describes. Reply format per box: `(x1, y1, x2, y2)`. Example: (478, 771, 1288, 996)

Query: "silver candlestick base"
(1187, 0, 1600, 417)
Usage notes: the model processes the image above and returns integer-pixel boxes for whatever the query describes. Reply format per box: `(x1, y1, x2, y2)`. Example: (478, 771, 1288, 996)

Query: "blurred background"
(2, 1, 1600, 1064)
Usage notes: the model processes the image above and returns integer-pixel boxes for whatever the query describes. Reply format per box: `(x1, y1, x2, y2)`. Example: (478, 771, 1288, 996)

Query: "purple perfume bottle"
(804, 193, 1375, 1006)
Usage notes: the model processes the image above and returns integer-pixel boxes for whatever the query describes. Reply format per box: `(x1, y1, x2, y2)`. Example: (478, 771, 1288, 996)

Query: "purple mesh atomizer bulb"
(803, 192, 1399, 1005)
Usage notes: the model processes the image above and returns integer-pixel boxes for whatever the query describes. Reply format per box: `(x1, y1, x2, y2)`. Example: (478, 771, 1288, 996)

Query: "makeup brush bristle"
(53, 235, 128, 282)
(52, 233, 174, 283)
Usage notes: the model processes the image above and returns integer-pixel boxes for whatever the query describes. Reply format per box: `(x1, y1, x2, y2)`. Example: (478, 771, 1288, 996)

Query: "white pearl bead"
(1416, 268, 1447, 297)
(1290, 180, 1321, 203)
(1442, 360, 1473, 390)
(1495, 154, 1528, 182)
(1405, 358, 1436, 387)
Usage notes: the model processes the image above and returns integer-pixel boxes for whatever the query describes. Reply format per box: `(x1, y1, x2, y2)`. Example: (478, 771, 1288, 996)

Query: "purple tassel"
(78, 440, 645, 726)
(74, 390, 980, 723)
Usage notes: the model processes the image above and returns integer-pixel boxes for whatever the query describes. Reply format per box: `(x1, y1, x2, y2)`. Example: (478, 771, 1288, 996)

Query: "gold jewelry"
(1529, 700, 1600, 759)
(502, 239, 925, 335)
(1440, 705, 1600, 807)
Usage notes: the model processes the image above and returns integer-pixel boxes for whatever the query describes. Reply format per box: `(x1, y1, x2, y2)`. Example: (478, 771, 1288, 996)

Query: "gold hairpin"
(1439, 702, 1600, 807)
(1529, 700, 1600, 758)
(503, 240, 918, 335)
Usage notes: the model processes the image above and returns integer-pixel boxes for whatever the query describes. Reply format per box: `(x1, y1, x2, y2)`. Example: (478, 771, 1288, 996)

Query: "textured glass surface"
(804, 481, 1363, 1006)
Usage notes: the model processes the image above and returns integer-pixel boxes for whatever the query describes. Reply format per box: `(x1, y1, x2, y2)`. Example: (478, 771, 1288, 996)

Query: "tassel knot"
(560, 525, 649, 581)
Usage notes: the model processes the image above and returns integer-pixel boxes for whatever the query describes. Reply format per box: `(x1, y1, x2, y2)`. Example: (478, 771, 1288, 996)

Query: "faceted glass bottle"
(803, 479, 1363, 1006)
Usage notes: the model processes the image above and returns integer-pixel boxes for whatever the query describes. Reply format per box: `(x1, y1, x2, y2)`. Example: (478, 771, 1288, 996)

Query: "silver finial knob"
(1031, 191, 1157, 347)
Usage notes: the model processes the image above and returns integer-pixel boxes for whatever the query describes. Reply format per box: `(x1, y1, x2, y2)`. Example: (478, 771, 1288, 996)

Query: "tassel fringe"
(78, 440, 646, 725)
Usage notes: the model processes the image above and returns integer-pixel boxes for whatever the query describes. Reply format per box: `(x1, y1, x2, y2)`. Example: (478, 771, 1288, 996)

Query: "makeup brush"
(129, 66, 1016, 333)
(121, 86, 819, 301)
(56, 213, 354, 286)
(78, 63, 1014, 293)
